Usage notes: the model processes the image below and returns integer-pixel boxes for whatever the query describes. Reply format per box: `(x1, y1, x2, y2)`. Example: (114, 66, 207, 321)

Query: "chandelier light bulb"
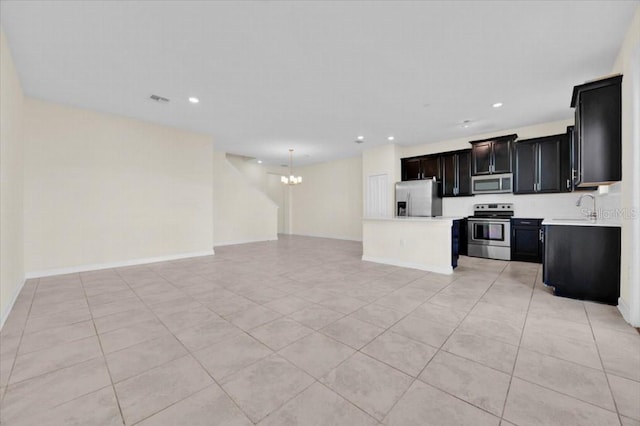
(281, 149, 303, 185)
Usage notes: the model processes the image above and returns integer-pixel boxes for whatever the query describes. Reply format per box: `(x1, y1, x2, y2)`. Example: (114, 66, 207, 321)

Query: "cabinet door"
(421, 155, 441, 180)
(472, 142, 492, 175)
(538, 137, 562, 192)
(457, 150, 472, 196)
(401, 158, 422, 181)
(441, 153, 456, 196)
(579, 84, 622, 185)
(492, 139, 512, 173)
(560, 130, 572, 192)
(543, 225, 621, 304)
(514, 142, 537, 194)
(511, 225, 542, 263)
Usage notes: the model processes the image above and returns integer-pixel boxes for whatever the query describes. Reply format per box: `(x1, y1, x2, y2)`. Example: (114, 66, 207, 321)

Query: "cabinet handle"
(520, 221, 532, 225)
(539, 229, 544, 243)
(566, 179, 571, 189)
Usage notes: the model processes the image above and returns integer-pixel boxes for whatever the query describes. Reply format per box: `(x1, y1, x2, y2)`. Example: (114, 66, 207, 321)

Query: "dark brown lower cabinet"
(543, 225, 621, 305)
(511, 218, 543, 263)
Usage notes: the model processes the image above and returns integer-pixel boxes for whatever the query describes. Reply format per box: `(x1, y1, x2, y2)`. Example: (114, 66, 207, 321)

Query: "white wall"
(612, 5, 640, 326)
(226, 155, 269, 194)
(212, 151, 278, 245)
(226, 154, 286, 234)
(266, 173, 286, 234)
(0, 28, 25, 327)
(290, 156, 363, 241)
(23, 99, 214, 275)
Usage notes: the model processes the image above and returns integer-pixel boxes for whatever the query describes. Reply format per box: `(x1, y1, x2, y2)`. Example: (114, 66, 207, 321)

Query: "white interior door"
(366, 174, 389, 218)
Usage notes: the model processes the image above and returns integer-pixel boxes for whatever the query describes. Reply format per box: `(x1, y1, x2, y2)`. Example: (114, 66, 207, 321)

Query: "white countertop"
(542, 218, 622, 227)
(363, 216, 463, 222)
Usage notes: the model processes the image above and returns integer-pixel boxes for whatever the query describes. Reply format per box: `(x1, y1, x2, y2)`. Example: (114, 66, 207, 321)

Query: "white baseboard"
(214, 237, 278, 247)
(288, 232, 363, 242)
(361, 255, 453, 275)
(0, 278, 27, 330)
(618, 297, 638, 327)
(24, 250, 215, 279)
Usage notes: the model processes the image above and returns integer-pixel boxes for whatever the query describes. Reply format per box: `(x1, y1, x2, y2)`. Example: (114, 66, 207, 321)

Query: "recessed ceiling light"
(492, 102, 503, 108)
(257, 160, 263, 164)
(462, 120, 472, 128)
(188, 97, 200, 104)
(357, 135, 364, 141)
(388, 136, 395, 141)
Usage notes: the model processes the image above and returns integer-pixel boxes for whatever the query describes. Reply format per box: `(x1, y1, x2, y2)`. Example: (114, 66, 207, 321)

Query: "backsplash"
(595, 182, 623, 220)
(442, 190, 609, 219)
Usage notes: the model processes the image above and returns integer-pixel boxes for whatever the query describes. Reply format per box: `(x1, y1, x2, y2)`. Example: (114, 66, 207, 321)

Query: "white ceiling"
(1, 1, 637, 166)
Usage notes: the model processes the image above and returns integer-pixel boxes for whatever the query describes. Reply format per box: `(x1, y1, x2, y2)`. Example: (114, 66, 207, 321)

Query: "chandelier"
(281, 149, 302, 185)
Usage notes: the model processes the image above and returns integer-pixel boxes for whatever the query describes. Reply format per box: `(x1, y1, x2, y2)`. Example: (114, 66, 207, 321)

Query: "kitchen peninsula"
(362, 216, 462, 274)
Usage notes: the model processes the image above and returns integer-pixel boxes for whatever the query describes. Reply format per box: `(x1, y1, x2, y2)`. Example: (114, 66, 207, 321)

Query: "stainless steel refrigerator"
(395, 180, 442, 217)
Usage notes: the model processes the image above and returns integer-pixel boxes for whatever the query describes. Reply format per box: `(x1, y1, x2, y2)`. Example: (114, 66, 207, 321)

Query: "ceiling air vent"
(149, 94, 170, 103)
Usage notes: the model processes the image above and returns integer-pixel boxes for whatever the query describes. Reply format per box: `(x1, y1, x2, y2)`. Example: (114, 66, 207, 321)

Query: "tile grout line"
(373, 261, 512, 423)
(5, 244, 634, 425)
(150, 256, 385, 424)
(500, 268, 540, 421)
(294, 266, 499, 422)
(0, 262, 533, 422)
(78, 269, 127, 426)
(1, 277, 40, 406)
(584, 300, 625, 425)
(506, 276, 627, 419)
(498, 263, 539, 423)
(231, 275, 430, 423)
(109, 260, 344, 418)
(190, 270, 396, 423)
(113, 266, 256, 425)
(208, 268, 438, 423)
(4, 277, 128, 421)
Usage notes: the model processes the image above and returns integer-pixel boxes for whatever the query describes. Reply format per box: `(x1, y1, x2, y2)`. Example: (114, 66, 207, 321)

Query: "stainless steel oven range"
(467, 203, 514, 261)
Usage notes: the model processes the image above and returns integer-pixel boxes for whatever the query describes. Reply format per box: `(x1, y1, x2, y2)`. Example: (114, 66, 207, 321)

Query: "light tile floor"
(1, 235, 639, 425)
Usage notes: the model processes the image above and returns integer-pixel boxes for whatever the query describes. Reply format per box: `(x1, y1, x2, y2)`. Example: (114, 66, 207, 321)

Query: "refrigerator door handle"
(407, 192, 411, 216)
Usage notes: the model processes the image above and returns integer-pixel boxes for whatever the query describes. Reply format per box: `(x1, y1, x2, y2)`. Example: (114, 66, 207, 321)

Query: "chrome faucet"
(576, 194, 597, 220)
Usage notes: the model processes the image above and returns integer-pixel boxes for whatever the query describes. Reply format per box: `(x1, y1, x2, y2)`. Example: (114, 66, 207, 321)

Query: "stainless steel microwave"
(471, 173, 513, 194)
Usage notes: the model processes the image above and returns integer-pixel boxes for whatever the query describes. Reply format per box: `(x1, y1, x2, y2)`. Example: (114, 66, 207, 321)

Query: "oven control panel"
(474, 203, 513, 211)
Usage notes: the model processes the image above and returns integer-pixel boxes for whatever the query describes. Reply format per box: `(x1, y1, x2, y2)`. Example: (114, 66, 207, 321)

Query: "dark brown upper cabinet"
(514, 134, 571, 194)
(401, 154, 441, 181)
(571, 75, 622, 187)
(441, 149, 472, 197)
(401, 157, 422, 180)
(469, 134, 517, 175)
